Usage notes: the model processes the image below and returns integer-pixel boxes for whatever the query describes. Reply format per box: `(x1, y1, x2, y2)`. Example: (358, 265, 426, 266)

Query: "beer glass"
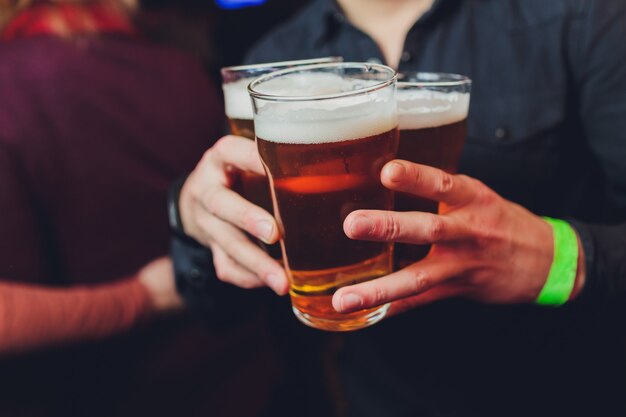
(395, 72, 471, 269)
(221, 57, 342, 259)
(249, 63, 399, 331)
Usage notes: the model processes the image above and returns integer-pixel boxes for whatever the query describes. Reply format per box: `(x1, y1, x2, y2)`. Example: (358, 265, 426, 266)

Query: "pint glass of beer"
(248, 63, 399, 331)
(395, 72, 471, 269)
(221, 57, 342, 259)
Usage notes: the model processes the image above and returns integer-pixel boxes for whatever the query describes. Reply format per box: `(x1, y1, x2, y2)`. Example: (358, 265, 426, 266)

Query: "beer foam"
(253, 73, 397, 143)
(223, 78, 255, 120)
(255, 98, 397, 144)
(223, 73, 355, 121)
(253, 72, 381, 97)
(397, 90, 470, 130)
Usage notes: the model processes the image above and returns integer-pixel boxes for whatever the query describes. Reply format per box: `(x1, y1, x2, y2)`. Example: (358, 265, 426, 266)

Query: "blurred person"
(0, 1, 278, 416)
(172, 0, 626, 416)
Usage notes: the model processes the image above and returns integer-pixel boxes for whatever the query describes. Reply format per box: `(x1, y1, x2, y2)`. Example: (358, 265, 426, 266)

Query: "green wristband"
(535, 217, 579, 306)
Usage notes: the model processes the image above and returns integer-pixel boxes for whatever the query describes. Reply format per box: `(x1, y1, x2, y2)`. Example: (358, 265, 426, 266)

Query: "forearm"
(0, 277, 154, 355)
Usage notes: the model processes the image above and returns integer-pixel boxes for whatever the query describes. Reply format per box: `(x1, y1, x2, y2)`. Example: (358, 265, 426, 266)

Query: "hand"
(138, 257, 184, 313)
(178, 135, 288, 295)
(333, 160, 586, 316)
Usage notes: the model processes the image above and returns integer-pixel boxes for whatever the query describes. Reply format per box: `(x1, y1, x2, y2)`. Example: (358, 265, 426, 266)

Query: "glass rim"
(397, 72, 472, 88)
(221, 57, 343, 75)
(248, 62, 397, 102)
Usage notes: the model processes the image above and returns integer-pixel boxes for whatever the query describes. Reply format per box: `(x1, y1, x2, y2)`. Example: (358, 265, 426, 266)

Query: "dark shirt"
(0, 35, 234, 416)
(175, 0, 626, 416)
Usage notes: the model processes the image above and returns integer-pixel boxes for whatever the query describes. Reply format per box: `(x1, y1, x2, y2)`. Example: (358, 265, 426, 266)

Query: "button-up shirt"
(245, 1, 626, 415)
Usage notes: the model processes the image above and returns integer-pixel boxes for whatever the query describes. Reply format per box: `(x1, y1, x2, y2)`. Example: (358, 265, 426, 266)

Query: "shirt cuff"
(170, 234, 269, 329)
(566, 219, 603, 305)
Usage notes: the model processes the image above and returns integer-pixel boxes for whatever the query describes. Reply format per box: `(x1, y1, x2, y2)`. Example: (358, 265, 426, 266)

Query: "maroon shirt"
(0, 35, 220, 283)
(0, 35, 260, 417)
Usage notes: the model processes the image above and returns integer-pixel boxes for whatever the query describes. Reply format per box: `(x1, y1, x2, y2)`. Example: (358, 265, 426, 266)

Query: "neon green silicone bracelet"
(535, 217, 579, 306)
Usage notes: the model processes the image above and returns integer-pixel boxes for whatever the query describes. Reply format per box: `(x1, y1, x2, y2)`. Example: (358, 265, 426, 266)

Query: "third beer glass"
(249, 63, 399, 331)
(221, 58, 341, 259)
(395, 72, 471, 269)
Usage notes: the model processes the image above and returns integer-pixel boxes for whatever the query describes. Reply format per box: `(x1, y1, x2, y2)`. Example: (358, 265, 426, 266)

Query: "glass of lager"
(221, 57, 342, 259)
(249, 63, 399, 331)
(395, 72, 471, 269)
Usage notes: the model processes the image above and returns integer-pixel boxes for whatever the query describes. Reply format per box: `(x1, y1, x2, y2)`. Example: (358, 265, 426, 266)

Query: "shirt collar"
(312, 0, 451, 47)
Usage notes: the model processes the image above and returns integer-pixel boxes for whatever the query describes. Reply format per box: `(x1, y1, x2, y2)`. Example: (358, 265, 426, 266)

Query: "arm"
(0, 275, 150, 355)
(0, 257, 180, 355)
(568, 0, 626, 301)
(0, 143, 181, 354)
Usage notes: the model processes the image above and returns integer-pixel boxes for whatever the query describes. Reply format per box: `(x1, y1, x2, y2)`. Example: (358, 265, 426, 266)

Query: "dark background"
(139, 0, 310, 82)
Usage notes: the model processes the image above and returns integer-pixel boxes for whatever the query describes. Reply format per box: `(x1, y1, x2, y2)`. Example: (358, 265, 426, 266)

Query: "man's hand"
(333, 160, 586, 316)
(178, 135, 288, 295)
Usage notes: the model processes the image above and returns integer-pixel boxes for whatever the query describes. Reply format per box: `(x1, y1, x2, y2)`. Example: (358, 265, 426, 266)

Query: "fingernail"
(385, 161, 406, 183)
(256, 219, 274, 243)
(339, 293, 363, 312)
(267, 274, 287, 295)
(348, 216, 374, 237)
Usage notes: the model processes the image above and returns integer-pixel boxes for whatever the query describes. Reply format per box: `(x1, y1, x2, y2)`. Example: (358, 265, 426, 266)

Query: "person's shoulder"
(244, 0, 328, 64)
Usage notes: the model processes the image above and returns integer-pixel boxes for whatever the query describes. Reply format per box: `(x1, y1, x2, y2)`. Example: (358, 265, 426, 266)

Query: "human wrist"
(137, 258, 184, 314)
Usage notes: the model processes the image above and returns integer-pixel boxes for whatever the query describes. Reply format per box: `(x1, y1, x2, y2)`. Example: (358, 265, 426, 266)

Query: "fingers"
(210, 245, 266, 289)
(344, 210, 471, 244)
(175, 135, 288, 296)
(200, 215, 288, 295)
(332, 257, 465, 313)
(211, 135, 265, 176)
(199, 185, 279, 244)
(381, 160, 478, 207)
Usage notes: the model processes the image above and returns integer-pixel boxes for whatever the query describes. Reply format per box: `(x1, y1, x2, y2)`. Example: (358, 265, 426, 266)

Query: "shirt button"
(494, 127, 509, 140)
(401, 51, 412, 62)
(189, 268, 204, 287)
(333, 12, 345, 23)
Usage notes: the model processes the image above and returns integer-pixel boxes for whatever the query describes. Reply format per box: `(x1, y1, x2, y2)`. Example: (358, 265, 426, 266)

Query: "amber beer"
(250, 63, 398, 331)
(221, 58, 341, 259)
(395, 73, 471, 269)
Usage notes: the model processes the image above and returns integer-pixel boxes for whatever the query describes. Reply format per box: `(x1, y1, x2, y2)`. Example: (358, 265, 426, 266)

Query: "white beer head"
(396, 72, 472, 130)
(397, 90, 470, 130)
(221, 57, 344, 121)
(250, 64, 398, 144)
(223, 78, 255, 120)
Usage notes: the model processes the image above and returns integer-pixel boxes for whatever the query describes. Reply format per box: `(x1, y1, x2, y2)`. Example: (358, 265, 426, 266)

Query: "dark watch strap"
(167, 175, 191, 239)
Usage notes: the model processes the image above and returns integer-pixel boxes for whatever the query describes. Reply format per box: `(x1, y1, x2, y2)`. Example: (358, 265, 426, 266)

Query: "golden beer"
(250, 63, 398, 331)
(221, 58, 342, 259)
(395, 73, 471, 269)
